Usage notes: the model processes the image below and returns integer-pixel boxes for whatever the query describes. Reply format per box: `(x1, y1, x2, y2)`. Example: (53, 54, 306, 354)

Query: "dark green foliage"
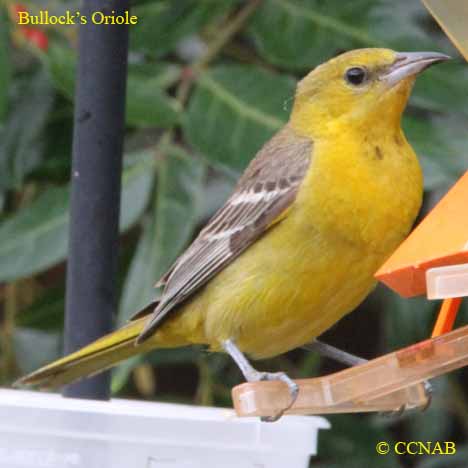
(185, 65, 294, 171)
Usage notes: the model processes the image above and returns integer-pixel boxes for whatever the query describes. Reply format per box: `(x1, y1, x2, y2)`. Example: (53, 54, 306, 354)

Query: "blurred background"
(0, 0, 467, 466)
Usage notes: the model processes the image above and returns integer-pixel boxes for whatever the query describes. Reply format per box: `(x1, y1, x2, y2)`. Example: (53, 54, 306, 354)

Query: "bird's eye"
(345, 67, 368, 86)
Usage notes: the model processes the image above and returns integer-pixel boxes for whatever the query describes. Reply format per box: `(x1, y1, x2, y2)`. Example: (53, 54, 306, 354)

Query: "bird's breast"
(302, 129, 423, 256)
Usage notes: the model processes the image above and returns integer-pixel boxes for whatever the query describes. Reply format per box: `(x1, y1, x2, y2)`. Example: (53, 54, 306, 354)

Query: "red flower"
(9, 3, 49, 51)
(21, 27, 49, 51)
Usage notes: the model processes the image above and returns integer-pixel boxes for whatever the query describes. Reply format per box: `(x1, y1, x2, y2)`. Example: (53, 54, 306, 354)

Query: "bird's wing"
(135, 126, 312, 343)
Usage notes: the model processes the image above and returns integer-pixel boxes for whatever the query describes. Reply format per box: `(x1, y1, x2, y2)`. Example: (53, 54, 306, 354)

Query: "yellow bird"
(18, 49, 449, 419)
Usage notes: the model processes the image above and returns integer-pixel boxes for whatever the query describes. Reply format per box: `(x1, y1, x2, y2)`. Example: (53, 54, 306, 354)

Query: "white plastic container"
(0, 389, 329, 468)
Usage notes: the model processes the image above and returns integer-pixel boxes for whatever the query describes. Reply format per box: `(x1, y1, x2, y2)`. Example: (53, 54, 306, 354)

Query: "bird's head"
(291, 48, 450, 137)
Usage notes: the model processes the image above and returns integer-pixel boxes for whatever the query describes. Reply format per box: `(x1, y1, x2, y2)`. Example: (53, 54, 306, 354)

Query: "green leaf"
(197, 169, 235, 221)
(33, 114, 74, 183)
(130, 0, 233, 58)
(367, 1, 448, 51)
(184, 65, 295, 172)
(129, 62, 181, 89)
(13, 328, 62, 375)
(0, 149, 157, 281)
(0, 70, 54, 191)
(126, 73, 180, 128)
(249, 0, 377, 71)
(17, 286, 65, 331)
(411, 62, 468, 117)
(0, 186, 69, 281)
(403, 115, 468, 190)
(46, 45, 181, 128)
(46, 44, 75, 100)
(119, 150, 158, 231)
(0, 7, 11, 123)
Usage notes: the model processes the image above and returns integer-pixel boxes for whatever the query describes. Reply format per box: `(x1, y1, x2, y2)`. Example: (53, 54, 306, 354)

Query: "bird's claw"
(380, 380, 433, 418)
(421, 380, 433, 411)
(257, 371, 299, 422)
(381, 403, 407, 419)
(221, 340, 298, 422)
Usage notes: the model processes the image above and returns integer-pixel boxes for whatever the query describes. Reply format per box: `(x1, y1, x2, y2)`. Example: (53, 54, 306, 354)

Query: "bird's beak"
(381, 51, 451, 87)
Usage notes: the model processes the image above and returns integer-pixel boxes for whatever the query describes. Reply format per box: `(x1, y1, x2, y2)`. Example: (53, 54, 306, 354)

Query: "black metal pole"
(63, 1, 130, 399)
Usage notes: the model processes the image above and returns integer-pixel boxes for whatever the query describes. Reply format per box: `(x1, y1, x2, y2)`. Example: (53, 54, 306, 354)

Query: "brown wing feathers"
(135, 126, 312, 343)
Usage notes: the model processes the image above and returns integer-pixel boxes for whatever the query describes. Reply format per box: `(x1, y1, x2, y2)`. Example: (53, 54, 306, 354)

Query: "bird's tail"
(15, 318, 151, 389)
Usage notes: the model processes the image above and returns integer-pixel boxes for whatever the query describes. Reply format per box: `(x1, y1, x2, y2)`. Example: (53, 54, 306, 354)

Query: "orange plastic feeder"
(375, 170, 468, 298)
(376, 170, 468, 336)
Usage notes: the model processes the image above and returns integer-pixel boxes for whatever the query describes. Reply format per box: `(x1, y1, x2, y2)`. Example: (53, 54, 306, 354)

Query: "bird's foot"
(381, 380, 432, 418)
(252, 371, 299, 422)
(221, 339, 298, 422)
